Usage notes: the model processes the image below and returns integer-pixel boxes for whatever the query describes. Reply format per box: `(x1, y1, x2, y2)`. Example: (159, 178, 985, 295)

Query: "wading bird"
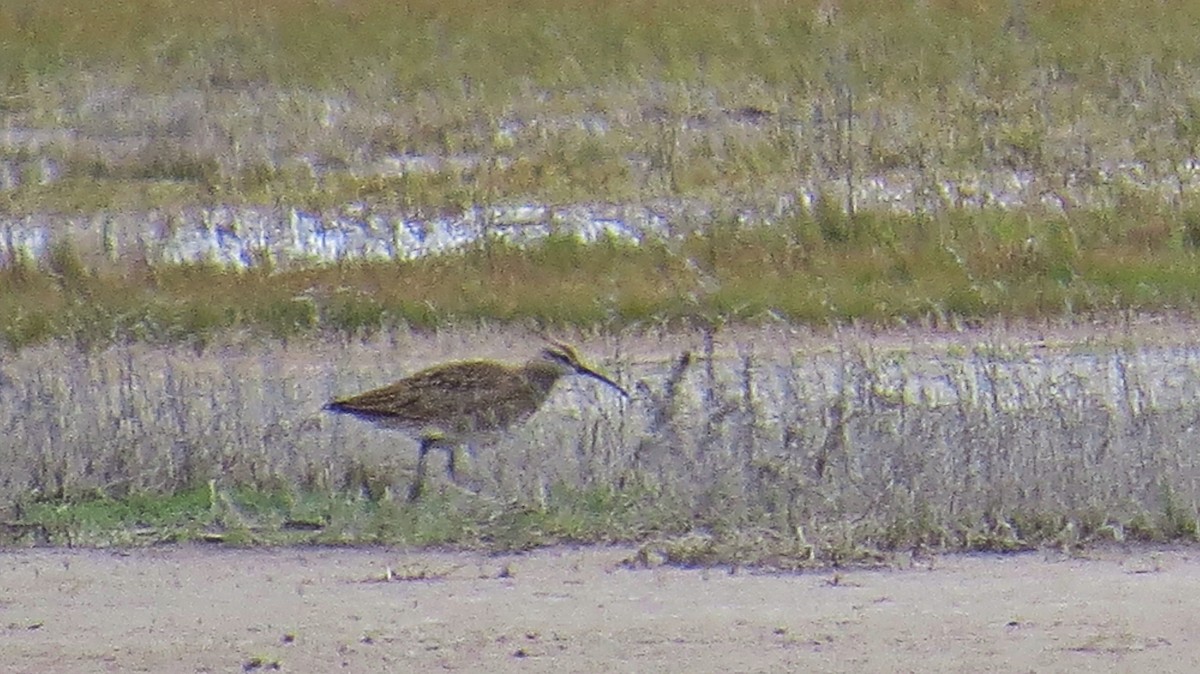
(325, 342, 629, 500)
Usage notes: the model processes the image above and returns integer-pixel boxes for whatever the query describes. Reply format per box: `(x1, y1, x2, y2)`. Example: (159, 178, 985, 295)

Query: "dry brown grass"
(3, 323, 1200, 561)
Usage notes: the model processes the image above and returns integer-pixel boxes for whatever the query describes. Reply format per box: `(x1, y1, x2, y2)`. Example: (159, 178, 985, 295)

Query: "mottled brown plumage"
(325, 342, 628, 500)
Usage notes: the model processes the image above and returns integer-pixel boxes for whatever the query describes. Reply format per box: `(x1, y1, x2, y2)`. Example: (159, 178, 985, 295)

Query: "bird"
(324, 341, 629, 500)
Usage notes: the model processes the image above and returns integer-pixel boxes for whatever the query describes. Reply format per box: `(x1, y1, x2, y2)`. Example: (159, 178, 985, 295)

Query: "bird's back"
(326, 359, 557, 438)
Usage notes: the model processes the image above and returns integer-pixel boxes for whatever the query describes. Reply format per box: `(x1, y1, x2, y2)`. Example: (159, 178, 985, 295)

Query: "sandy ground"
(2, 545, 1200, 673)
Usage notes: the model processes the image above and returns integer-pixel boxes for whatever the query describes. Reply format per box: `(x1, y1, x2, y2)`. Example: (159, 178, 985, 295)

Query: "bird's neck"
(524, 363, 566, 396)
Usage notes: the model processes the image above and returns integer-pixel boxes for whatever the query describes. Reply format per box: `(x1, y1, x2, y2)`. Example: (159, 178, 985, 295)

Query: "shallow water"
(2, 157, 1198, 269)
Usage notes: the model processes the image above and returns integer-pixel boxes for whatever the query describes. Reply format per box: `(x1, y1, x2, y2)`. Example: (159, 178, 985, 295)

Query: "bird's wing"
(328, 361, 527, 426)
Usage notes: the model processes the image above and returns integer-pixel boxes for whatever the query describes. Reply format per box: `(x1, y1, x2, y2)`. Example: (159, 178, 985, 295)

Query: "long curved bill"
(577, 365, 630, 399)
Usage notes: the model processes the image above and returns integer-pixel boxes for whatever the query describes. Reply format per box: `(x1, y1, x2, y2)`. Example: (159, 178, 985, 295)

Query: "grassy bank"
(4, 204, 1200, 350)
(3, 328, 1200, 567)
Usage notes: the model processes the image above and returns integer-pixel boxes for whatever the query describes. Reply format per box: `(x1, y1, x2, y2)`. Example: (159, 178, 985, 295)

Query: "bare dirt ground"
(3, 545, 1200, 673)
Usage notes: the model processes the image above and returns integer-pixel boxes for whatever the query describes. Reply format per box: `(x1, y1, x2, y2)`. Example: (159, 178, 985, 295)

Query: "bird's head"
(541, 341, 630, 399)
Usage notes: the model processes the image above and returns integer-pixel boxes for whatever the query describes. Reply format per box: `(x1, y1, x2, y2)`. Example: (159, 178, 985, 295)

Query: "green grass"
(7, 483, 692, 551)
(4, 1, 1200, 211)
(6, 207, 1200, 350)
(6, 0, 1198, 97)
(7, 479, 1195, 568)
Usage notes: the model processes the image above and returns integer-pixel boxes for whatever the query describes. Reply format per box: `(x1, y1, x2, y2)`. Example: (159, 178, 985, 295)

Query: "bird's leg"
(407, 438, 433, 502)
(446, 445, 458, 483)
(451, 443, 484, 494)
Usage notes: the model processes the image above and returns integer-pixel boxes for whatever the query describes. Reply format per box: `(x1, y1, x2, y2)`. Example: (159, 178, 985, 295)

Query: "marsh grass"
(5, 1, 1200, 212)
(6, 207, 1200, 349)
(4, 327, 1200, 567)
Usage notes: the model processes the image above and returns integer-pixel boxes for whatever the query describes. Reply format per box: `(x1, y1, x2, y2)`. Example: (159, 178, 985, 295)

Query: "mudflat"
(2, 544, 1198, 673)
